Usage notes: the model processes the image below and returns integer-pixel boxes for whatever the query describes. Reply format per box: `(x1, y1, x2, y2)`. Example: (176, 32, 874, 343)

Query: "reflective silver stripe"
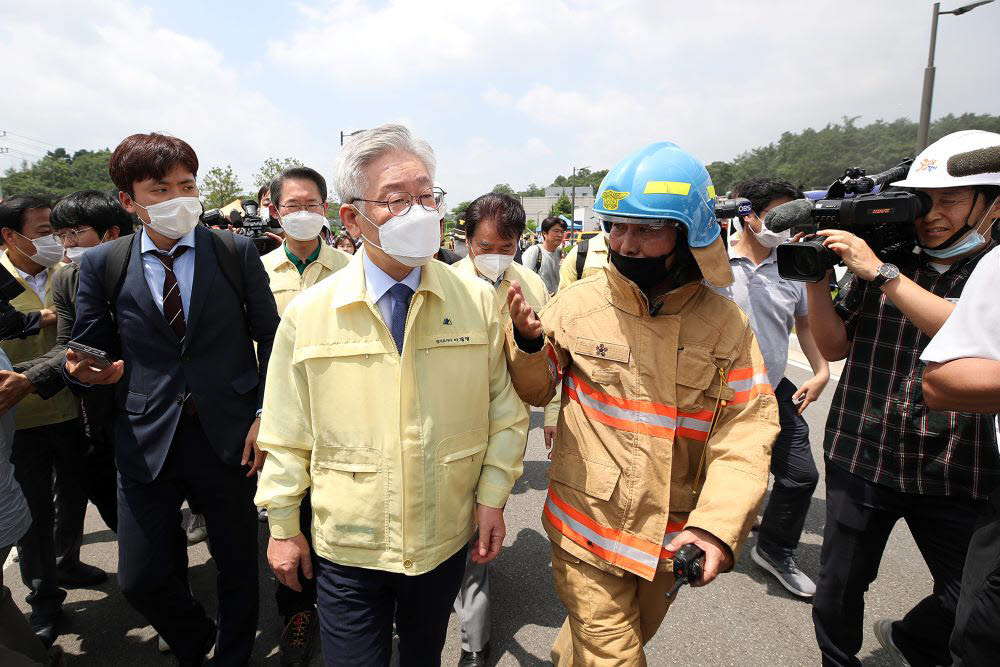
(564, 375, 676, 430)
(728, 372, 770, 392)
(676, 415, 712, 434)
(545, 493, 659, 572)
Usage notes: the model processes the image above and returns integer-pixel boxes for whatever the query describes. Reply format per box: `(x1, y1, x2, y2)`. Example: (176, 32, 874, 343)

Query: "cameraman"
(807, 131, 1000, 667)
(921, 237, 1000, 666)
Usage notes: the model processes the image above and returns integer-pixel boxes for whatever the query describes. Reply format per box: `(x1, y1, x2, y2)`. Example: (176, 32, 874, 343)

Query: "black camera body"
(775, 160, 929, 282)
(202, 200, 280, 254)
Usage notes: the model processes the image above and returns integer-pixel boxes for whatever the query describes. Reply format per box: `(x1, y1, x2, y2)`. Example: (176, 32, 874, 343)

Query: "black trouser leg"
(0, 546, 49, 666)
(50, 421, 89, 571)
(85, 434, 118, 533)
(116, 454, 212, 663)
(315, 548, 466, 667)
(757, 378, 819, 560)
(180, 417, 259, 667)
(10, 424, 70, 622)
(891, 493, 984, 666)
(394, 548, 467, 667)
(812, 464, 898, 667)
(274, 493, 316, 620)
(950, 491, 1000, 666)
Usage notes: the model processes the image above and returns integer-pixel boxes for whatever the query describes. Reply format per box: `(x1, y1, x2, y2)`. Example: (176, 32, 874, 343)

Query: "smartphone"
(67, 341, 112, 370)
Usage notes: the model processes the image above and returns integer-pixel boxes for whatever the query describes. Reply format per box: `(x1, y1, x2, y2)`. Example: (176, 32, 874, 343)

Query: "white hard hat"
(893, 130, 1000, 189)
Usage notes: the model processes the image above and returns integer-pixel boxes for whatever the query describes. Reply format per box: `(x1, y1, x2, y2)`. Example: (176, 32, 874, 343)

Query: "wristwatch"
(871, 263, 900, 288)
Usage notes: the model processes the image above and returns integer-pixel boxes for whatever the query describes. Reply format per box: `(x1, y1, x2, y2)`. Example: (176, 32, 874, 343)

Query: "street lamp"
(571, 165, 589, 229)
(916, 0, 994, 152)
(340, 129, 365, 146)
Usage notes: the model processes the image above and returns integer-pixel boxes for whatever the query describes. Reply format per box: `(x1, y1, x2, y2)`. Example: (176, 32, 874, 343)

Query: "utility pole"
(340, 129, 365, 146)
(915, 1, 994, 152)
(571, 166, 576, 228)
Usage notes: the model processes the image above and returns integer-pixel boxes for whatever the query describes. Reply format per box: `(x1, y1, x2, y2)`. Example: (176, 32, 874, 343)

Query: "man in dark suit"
(64, 132, 280, 666)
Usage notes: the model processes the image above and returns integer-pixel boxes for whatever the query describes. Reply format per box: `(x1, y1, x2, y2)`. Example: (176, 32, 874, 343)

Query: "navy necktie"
(388, 283, 413, 355)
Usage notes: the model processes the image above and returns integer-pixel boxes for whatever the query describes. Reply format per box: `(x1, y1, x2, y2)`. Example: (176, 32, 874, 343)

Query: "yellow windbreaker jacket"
(255, 253, 529, 575)
(261, 242, 351, 317)
(507, 264, 779, 581)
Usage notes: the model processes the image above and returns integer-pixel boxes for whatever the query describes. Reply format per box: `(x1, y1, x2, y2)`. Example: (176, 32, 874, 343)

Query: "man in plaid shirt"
(805, 131, 1000, 667)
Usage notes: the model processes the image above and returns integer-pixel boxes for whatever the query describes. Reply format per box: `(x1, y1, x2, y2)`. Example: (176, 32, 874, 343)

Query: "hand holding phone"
(67, 341, 112, 370)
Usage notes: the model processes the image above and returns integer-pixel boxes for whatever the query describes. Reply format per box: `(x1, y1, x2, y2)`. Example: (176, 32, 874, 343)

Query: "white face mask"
(473, 252, 514, 283)
(355, 203, 441, 267)
(64, 246, 91, 264)
(747, 215, 789, 248)
(279, 210, 326, 241)
(134, 196, 202, 239)
(16, 232, 64, 268)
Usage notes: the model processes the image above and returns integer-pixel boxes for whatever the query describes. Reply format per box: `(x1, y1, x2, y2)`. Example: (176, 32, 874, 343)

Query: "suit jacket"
(66, 226, 280, 483)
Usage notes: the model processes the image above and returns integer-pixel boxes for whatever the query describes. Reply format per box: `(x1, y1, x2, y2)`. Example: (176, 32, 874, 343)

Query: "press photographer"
(804, 130, 1000, 666)
(203, 199, 281, 255)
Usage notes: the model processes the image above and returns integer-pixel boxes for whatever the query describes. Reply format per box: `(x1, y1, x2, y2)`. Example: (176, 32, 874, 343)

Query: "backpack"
(575, 238, 589, 279)
(533, 245, 543, 273)
(102, 229, 246, 317)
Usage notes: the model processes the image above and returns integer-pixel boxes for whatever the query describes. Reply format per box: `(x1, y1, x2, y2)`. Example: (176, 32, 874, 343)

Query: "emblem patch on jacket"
(575, 338, 630, 363)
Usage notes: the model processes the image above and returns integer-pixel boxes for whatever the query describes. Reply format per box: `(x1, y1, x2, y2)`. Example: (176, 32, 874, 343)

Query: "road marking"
(787, 357, 841, 383)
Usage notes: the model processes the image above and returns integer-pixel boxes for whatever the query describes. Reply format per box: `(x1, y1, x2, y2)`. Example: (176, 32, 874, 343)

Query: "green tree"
(0, 148, 115, 197)
(200, 165, 243, 209)
(518, 183, 545, 197)
(253, 157, 303, 189)
(491, 183, 515, 196)
(549, 194, 572, 217)
(451, 200, 471, 221)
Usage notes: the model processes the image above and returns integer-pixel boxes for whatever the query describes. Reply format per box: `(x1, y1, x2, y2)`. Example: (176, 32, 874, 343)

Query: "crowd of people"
(0, 123, 997, 667)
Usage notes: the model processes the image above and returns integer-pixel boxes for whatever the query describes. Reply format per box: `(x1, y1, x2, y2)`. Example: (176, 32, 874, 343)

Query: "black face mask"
(609, 249, 674, 291)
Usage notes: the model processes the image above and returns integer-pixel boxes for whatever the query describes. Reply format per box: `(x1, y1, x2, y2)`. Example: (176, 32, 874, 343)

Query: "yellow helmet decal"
(601, 190, 630, 210)
(643, 181, 691, 196)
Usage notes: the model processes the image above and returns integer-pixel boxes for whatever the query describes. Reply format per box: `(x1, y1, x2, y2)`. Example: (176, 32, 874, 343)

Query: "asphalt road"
(4, 363, 931, 666)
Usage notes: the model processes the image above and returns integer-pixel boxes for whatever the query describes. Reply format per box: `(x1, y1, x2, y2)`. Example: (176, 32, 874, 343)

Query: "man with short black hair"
(521, 216, 564, 295)
(64, 131, 280, 666)
(261, 166, 349, 666)
(715, 178, 828, 599)
(0, 195, 91, 647)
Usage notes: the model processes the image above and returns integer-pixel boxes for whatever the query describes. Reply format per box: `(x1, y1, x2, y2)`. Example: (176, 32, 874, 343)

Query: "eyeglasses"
(277, 202, 325, 214)
(54, 226, 96, 245)
(352, 187, 446, 218)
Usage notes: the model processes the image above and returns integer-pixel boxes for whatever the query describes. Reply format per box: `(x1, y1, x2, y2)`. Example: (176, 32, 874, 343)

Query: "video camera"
(766, 160, 930, 282)
(202, 200, 281, 254)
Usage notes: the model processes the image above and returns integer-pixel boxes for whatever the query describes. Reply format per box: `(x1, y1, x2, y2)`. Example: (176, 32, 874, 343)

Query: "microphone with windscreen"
(764, 199, 814, 233)
(947, 146, 1000, 178)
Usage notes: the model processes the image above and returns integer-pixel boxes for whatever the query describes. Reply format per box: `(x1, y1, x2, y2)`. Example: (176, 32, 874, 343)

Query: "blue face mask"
(923, 228, 986, 259)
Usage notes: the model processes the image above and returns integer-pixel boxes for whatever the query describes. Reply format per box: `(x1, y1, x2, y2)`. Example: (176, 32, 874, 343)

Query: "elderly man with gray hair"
(255, 124, 528, 666)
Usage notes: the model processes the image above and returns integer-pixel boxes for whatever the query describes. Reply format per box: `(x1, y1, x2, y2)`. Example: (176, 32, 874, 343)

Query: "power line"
(1, 130, 60, 148)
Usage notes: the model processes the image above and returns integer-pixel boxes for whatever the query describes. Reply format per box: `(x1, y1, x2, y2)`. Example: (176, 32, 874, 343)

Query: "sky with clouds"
(1, 0, 998, 205)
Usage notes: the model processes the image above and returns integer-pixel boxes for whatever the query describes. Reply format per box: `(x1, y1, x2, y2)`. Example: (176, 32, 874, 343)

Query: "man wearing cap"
(505, 141, 779, 665)
(804, 130, 1000, 666)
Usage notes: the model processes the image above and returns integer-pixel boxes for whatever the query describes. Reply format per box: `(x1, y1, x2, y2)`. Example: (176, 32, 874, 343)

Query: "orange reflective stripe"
(727, 366, 773, 403)
(546, 345, 562, 381)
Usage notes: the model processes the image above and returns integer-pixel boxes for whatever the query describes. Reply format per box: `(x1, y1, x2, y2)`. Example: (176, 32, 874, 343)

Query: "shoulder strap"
(209, 229, 246, 303)
(533, 246, 543, 272)
(575, 238, 590, 279)
(103, 234, 137, 309)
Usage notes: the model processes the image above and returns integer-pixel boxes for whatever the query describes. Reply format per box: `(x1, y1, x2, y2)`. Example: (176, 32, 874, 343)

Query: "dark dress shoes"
(56, 561, 108, 588)
(31, 610, 62, 649)
(458, 642, 490, 667)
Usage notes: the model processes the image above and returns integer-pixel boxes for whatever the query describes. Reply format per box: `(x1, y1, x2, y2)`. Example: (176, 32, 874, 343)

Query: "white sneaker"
(186, 513, 208, 545)
(751, 545, 816, 598)
(873, 619, 912, 667)
(158, 634, 170, 653)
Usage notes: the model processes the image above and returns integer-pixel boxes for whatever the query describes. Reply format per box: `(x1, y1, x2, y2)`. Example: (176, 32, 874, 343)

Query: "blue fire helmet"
(594, 141, 732, 287)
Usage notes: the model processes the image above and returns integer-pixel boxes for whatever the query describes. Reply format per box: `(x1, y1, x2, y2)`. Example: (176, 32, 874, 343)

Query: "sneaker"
(186, 513, 208, 546)
(279, 610, 318, 667)
(751, 545, 816, 598)
(158, 634, 171, 653)
(873, 619, 912, 667)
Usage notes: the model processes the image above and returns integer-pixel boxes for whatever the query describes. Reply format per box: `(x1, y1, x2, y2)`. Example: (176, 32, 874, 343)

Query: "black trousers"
(315, 547, 467, 667)
(116, 413, 258, 666)
(813, 462, 983, 667)
(9, 419, 85, 622)
(54, 434, 118, 570)
(950, 488, 1000, 666)
(757, 377, 819, 560)
(274, 493, 317, 620)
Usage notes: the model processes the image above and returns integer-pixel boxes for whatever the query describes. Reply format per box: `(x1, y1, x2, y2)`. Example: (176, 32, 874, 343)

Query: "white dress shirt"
(139, 226, 197, 317)
(361, 248, 421, 327)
